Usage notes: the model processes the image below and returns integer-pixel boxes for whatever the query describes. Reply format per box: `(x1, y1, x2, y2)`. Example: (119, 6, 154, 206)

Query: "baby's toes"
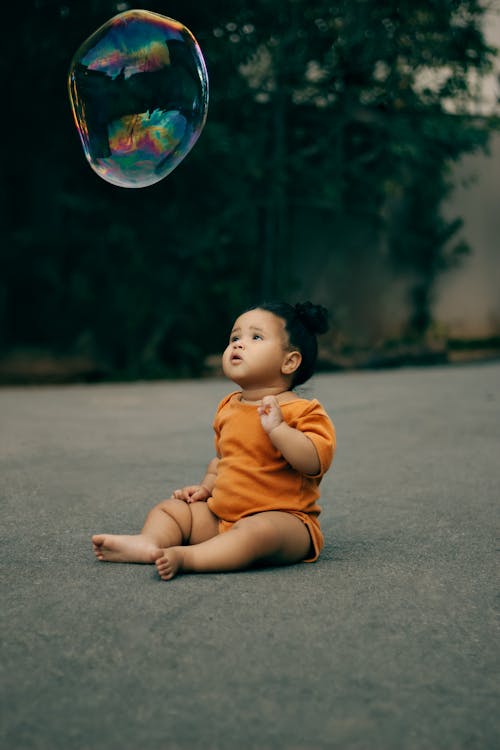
(156, 562, 172, 580)
(155, 556, 168, 572)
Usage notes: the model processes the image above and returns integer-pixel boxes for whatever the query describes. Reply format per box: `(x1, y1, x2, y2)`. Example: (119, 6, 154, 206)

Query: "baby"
(92, 301, 336, 579)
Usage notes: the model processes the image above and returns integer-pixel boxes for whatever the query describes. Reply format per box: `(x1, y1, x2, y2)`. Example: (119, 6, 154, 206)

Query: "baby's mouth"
(231, 354, 243, 363)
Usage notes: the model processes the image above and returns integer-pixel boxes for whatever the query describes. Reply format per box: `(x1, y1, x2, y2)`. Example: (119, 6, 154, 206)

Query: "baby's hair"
(248, 300, 329, 387)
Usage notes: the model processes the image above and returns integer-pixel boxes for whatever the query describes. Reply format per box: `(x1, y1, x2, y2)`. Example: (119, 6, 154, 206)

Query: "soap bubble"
(68, 9, 209, 188)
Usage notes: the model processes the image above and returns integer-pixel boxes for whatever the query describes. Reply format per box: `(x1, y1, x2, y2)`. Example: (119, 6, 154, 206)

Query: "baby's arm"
(172, 457, 220, 503)
(258, 396, 320, 475)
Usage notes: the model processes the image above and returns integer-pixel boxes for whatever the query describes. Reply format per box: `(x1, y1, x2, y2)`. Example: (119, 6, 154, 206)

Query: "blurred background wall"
(436, 8, 500, 339)
(437, 130, 500, 339)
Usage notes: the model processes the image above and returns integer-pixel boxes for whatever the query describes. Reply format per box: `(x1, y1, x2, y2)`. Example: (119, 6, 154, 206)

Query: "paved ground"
(1, 362, 499, 750)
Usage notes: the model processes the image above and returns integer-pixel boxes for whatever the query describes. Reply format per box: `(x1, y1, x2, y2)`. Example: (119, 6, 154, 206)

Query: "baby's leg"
(155, 510, 311, 580)
(92, 497, 219, 563)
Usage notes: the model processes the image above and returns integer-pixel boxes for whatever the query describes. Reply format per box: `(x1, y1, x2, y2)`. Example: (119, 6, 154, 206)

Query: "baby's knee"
(156, 496, 186, 512)
(156, 497, 193, 542)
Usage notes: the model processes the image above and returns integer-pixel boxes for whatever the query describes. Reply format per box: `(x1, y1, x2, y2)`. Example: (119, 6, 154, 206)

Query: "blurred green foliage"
(1, 0, 498, 379)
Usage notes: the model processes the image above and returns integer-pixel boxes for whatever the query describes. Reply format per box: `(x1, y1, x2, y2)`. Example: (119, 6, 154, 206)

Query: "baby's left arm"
(258, 395, 320, 475)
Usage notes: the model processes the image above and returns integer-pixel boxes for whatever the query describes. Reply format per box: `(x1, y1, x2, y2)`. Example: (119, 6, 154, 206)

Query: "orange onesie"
(207, 391, 336, 562)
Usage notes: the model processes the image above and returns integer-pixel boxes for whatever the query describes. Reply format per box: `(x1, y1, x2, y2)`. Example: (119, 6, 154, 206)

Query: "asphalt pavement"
(1, 361, 499, 750)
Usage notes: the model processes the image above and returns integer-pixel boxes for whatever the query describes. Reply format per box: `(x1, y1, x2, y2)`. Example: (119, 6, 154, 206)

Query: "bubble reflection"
(68, 10, 209, 188)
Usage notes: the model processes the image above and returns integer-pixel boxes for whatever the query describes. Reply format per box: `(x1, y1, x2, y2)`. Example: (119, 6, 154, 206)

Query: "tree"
(206, 0, 498, 337)
(1, 0, 497, 380)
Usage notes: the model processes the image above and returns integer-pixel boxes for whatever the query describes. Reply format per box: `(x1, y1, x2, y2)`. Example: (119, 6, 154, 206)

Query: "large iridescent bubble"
(68, 9, 209, 188)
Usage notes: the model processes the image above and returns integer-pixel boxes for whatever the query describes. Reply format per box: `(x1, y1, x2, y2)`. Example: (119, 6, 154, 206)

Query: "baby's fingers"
(172, 485, 209, 503)
(172, 487, 194, 501)
(187, 486, 210, 503)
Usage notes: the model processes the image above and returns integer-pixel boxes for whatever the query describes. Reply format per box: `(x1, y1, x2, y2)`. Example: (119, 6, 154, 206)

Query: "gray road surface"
(1, 362, 499, 750)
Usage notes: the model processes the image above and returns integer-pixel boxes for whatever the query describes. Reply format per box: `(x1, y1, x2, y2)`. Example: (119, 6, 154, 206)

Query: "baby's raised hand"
(172, 485, 210, 503)
(258, 395, 283, 434)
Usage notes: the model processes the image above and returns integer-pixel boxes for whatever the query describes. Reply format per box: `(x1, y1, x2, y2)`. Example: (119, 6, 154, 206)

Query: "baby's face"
(222, 309, 290, 388)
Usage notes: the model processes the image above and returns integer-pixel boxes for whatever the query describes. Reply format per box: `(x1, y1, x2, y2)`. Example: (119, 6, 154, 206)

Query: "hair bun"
(294, 301, 329, 335)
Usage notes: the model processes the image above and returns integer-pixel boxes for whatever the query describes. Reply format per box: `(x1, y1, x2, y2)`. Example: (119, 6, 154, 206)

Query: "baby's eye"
(230, 335, 240, 343)
(252, 334, 263, 340)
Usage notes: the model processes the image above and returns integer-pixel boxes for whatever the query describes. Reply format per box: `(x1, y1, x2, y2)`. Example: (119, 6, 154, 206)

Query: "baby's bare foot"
(155, 547, 184, 580)
(92, 534, 161, 563)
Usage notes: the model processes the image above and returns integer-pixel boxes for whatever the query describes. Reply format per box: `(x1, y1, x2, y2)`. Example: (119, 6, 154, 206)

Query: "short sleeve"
(288, 400, 336, 478)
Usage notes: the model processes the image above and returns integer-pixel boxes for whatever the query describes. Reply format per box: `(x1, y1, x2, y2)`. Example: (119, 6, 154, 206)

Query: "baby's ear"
(282, 350, 302, 375)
